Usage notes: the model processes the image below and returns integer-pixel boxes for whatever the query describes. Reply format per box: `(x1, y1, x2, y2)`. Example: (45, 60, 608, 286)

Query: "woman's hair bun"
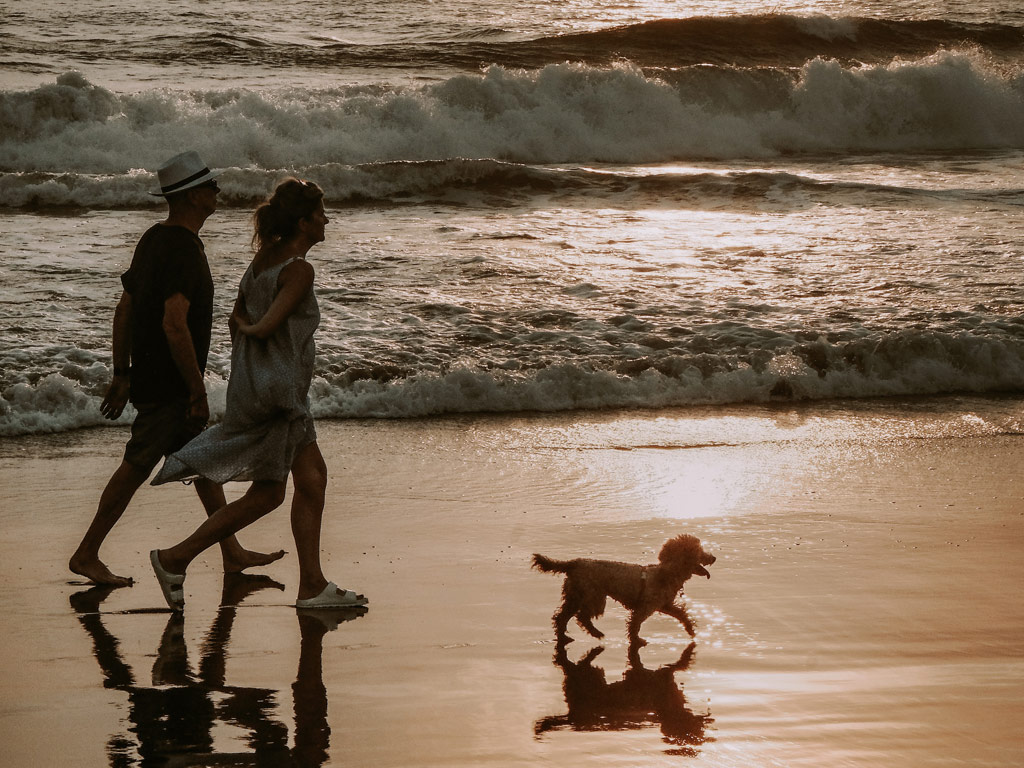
(252, 178, 324, 251)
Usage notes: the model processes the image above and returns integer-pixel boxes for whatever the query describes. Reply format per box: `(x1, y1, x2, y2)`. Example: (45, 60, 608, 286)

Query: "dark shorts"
(123, 400, 202, 473)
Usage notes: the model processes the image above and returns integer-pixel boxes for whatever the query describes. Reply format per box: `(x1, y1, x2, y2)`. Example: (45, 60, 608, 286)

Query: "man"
(69, 150, 284, 586)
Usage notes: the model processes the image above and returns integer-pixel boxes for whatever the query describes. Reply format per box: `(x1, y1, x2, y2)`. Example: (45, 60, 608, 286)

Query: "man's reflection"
(535, 642, 713, 756)
(70, 575, 366, 766)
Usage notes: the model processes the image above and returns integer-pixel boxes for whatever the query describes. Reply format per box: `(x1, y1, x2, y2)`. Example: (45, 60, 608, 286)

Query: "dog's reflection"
(535, 642, 713, 756)
(70, 575, 366, 766)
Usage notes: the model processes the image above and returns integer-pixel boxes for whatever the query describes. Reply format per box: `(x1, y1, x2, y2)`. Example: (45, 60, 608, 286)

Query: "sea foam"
(5, 327, 1024, 436)
(2, 53, 1023, 209)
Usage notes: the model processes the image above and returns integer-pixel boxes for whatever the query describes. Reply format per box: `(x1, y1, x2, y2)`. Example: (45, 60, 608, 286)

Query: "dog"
(532, 534, 716, 647)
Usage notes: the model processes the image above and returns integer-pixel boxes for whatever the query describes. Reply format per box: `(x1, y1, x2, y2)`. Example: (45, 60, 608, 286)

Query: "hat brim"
(149, 168, 225, 197)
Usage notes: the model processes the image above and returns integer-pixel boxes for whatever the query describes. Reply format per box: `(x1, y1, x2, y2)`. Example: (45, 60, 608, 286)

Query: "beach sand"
(1, 404, 1022, 767)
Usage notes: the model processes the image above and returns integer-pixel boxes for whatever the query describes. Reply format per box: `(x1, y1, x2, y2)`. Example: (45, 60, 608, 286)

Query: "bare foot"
(69, 556, 134, 587)
(223, 548, 286, 574)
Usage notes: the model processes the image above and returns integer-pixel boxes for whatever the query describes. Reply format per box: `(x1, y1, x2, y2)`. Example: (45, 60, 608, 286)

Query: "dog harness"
(637, 565, 650, 602)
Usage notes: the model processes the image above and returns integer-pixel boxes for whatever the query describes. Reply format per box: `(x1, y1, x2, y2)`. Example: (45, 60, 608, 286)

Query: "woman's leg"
(289, 441, 330, 601)
(192, 477, 286, 573)
(156, 480, 287, 575)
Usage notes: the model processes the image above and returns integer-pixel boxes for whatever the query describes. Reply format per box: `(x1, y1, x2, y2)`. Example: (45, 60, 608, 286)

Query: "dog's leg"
(553, 582, 580, 642)
(553, 601, 575, 642)
(576, 613, 604, 639)
(626, 609, 654, 648)
(660, 602, 696, 637)
(576, 592, 606, 639)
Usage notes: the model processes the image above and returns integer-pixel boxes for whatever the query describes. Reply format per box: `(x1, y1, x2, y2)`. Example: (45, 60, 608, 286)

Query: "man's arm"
(162, 292, 209, 428)
(100, 291, 132, 420)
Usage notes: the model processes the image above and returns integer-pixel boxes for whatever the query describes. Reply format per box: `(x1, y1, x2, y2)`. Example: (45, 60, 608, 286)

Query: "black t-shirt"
(121, 224, 214, 403)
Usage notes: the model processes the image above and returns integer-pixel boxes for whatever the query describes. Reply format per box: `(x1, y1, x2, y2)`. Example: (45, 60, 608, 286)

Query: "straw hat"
(149, 151, 223, 196)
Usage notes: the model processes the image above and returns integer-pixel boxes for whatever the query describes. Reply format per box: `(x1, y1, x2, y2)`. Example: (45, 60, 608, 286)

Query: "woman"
(149, 178, 366, 611)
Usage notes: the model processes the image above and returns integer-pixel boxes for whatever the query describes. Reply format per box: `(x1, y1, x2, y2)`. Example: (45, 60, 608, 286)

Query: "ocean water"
(2, 0, 1024, 436)
(3, 5, 1024, 767)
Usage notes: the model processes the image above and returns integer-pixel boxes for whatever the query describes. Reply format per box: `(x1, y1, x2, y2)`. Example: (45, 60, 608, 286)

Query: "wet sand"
(1, 406, 1022, 767)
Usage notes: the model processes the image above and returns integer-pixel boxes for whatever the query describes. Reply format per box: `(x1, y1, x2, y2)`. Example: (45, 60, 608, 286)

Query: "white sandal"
(295, 581, 368, 609)
(150, 550, 185, 611)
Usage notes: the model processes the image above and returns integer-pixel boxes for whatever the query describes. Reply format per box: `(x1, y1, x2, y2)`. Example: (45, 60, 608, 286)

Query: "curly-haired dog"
(532, 535, 716, 647)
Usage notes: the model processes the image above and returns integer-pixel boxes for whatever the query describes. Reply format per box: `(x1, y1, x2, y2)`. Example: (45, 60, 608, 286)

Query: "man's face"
(190, 180, 220, 216)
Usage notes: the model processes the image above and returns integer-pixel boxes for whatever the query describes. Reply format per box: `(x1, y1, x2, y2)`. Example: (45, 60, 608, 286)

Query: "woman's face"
(303, 200, 329, 245)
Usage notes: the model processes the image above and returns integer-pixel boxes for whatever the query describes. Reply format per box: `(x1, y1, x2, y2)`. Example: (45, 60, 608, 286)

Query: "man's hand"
(186, 393, 210, 431)
(100, 376, 130, 420)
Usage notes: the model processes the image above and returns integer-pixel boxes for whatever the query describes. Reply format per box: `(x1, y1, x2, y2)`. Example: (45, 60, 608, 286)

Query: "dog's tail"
(531, 553, 572, 574)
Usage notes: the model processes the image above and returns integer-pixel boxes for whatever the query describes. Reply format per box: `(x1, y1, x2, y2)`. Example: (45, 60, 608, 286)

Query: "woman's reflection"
(69, 576, 367, 766)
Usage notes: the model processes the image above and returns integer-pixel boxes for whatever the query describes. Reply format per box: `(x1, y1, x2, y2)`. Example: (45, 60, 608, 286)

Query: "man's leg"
(70, 460, 151, 586)
(192, 478, 285, 573)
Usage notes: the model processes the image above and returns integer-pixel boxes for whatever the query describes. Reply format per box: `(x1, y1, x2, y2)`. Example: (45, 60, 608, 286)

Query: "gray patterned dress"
(153, 257, 318, 484)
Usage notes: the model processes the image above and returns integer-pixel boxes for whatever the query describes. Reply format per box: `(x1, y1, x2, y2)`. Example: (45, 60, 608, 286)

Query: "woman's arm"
(236, 259, 315, 340)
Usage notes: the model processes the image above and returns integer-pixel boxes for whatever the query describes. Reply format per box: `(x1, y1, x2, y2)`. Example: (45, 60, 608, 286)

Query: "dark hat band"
(162, 166, 213, 193)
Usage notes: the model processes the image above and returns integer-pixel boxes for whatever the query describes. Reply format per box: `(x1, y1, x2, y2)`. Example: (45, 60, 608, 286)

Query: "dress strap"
(254, 256, 300, 281)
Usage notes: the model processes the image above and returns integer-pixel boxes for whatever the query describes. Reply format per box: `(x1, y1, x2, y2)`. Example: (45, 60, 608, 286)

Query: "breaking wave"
(6, 324, 1024, 436)
(2, 55, 1023, 209)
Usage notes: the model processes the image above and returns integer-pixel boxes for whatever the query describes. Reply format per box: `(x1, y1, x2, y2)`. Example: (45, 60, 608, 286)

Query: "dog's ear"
(658, 534, 700, 563)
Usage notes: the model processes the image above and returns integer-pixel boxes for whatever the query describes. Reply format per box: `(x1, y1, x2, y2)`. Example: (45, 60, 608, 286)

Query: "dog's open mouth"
(694, 564, 712, 579)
